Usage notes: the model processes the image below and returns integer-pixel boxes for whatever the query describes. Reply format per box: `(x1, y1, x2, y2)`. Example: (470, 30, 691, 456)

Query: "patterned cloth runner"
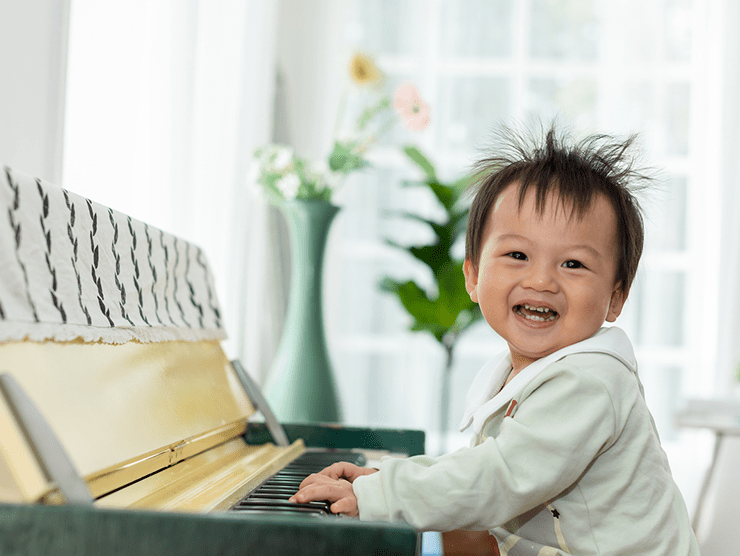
(0, 164, 226, 344)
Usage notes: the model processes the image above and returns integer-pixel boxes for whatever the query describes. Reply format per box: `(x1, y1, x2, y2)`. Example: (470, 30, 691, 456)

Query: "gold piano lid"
(0, 339, 258, 503)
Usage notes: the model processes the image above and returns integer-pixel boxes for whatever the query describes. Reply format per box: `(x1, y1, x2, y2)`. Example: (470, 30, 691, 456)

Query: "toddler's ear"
(463, 259, 479, 303)
(606, 285, 627, 322)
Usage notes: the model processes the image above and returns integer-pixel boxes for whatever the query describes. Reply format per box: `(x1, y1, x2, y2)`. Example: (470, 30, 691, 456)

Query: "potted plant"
(381, 146, 483, 449)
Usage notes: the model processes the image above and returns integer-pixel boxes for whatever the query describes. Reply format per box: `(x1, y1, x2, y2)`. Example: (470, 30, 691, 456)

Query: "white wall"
(0, 0, 69, 183)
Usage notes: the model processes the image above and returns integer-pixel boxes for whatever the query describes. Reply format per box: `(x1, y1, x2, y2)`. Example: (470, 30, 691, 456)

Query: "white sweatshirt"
(352, 327, 699, 555)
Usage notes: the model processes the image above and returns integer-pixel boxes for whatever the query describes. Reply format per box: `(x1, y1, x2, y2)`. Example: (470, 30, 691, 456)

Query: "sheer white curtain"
(62, 0, 282, 376)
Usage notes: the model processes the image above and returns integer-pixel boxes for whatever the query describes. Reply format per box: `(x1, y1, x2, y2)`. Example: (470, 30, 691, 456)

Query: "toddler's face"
(464, 182, 626, 372)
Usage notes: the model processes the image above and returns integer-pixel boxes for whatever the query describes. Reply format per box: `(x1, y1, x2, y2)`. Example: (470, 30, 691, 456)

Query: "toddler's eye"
(507, 252, 527, 261)
(562, 260, 585, 269)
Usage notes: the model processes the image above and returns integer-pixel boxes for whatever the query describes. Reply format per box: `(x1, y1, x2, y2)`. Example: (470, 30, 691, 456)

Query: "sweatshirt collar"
(459, 327, 637, 434)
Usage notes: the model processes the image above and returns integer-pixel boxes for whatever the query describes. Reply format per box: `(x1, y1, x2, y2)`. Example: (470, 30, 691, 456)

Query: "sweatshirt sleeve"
(352, 358, 623, 531)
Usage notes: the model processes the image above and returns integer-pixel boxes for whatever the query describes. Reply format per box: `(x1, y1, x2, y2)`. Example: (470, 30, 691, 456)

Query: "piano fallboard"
(0, 502, 418, 556)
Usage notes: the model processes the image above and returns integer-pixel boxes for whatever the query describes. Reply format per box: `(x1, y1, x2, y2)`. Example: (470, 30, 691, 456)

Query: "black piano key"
(248, 493, 293, 501)
(252, 487, 298, 495)
(261, 479, 303, 488)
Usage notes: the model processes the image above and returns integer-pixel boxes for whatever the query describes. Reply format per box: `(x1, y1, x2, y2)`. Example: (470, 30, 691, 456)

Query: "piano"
(0, 165, 423, 555)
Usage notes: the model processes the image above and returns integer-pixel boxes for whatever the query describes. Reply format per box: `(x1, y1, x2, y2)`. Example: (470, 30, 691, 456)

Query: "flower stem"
(333, 88, 349, 139)
(373, 114, 398, 144)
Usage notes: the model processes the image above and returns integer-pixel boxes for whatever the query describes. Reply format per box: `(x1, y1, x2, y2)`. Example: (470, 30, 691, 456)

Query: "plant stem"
(439, 340, 455, 454)
(332, 88, 349, 139)
(371, 114, 398, 146)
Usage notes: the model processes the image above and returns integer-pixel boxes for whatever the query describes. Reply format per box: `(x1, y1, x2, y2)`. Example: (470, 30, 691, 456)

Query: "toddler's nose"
(522, 263, 559, 293)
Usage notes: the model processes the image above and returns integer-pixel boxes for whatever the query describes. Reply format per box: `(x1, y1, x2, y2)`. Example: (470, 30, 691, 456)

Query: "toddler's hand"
(289, 474, 360, 516)
(314, 461, 378, 483)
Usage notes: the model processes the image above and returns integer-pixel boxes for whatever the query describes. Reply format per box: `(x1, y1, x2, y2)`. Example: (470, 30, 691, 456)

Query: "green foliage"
(328, 141, 369, 174)
(380, 146, 483, 351)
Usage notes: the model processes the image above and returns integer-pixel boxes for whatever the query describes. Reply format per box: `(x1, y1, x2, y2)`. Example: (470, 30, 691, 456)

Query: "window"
(321, 0, 725, 504)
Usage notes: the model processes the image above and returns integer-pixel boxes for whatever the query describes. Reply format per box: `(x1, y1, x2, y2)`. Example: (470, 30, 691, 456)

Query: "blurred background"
(2, 0, 739, 548)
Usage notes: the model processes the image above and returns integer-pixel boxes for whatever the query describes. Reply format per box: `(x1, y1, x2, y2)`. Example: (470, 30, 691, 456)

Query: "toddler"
(291, 126, 700, 555)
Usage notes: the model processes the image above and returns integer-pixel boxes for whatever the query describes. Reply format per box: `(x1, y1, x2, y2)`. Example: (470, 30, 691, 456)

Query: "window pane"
(331, 257, 412, 335)
(644, 175, 688, 252)
(664, 82, 690, 156)
(440, 0, 514, 58)
(640, 364, 683, 441)
(525, 77, 597, 128)
(529, 0, 600, 61)
(437, 76, 510, 151)
(606, 80, 690, 157)
(337, 169, 440, 243)
(352, 0, 426, 56)
(663, 0, 693, 62)
(634, 270, 685, 347)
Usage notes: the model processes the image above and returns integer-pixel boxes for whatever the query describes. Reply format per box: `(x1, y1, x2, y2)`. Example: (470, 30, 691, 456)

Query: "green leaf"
(329, 141, 368, 173)
(379, 150, 485, 350)
(403, 145, 436, 180)
(380, 278, 448, 343)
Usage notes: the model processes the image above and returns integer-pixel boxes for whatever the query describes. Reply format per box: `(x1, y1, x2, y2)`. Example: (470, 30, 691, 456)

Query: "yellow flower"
(349, 53, 383, 86)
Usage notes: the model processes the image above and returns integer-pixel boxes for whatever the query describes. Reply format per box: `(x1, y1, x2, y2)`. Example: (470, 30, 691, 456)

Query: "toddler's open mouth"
(514, 304, 558, 322)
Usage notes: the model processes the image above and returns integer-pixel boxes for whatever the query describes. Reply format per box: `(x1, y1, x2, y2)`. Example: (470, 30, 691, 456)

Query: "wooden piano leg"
(442, 529, 500, 556)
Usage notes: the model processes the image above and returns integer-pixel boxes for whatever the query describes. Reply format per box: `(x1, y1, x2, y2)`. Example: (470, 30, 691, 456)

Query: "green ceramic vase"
(264, 199, 341, 423)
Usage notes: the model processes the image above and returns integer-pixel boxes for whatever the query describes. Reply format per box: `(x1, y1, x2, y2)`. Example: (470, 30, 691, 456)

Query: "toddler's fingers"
(291, 479, 354, 504)
(290, 482, 337, 504)
(330, 497, 359, 517)
(319, 461, 357, 481)
(299, 471, 334, 490)
(319, 461, 378, 483)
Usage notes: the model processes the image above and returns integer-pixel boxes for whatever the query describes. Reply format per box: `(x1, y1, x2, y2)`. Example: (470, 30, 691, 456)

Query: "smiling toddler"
(291, 126, 699, 555)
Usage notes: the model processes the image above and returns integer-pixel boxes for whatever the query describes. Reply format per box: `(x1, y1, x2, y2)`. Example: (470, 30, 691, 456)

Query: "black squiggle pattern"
(5, 167, 39, 322)
(128, 216, 149, 326)
(195, 247, 221, 330)
(159, 230, 177, 326)
(37, 180, 66, 322)
(172, 237, 190, 328)
(64, 189, 91, 325)
(108, 209, 135, 326)
(87, 199, 114, 326)
(145, 224, 163, 325)
(185, 242, 204, 328)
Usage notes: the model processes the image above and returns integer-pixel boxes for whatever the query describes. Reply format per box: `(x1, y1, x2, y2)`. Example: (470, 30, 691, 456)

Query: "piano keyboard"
(229, 449, 366, 517)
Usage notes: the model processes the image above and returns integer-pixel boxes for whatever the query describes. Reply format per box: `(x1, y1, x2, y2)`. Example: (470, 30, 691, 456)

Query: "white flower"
(270, 146, 294, 172)
(256, 144, 294, 173)
(276, 173, 301, 199)
(307, 159, 330, 179)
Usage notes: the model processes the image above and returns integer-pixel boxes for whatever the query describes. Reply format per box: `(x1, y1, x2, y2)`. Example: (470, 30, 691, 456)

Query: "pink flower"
(394, 83, 430, 131)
